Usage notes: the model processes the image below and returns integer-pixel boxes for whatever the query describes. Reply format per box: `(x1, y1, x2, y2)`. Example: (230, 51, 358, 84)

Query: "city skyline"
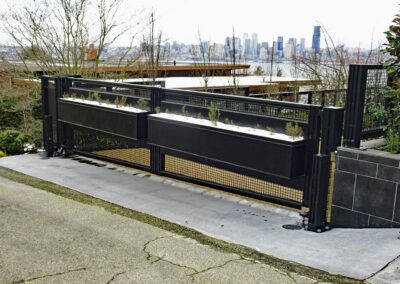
(121, 0, 398, 48)
(0, 0, 398, 49)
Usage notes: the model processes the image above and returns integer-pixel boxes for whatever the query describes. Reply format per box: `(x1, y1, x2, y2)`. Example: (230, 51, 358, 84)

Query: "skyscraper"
(277, 36, 284, 58)
(225, 36, 241, 59)
(251, 33, 258, 59)
(312, 26, 321, 54)
(284, 38, 297, 59)
(300, 38, 305, 55)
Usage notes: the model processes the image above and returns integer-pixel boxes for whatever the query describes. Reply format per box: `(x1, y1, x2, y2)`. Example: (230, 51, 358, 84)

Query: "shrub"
(0, 131, 29, 155)
(138, 98, 149, 109)
(387, 130, 400, 154)
(0, 93, 23, 128)
(208, 101, 219, 126)
(0, 150, 6, 158)
(285, 122, 303, 139)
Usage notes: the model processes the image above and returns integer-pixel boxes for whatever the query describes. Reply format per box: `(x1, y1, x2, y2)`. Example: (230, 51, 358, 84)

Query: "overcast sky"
(1, 0, 399, 48)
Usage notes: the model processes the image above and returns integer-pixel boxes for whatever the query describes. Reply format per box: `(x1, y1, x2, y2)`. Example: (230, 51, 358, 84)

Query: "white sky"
(1, 0, 399, 48)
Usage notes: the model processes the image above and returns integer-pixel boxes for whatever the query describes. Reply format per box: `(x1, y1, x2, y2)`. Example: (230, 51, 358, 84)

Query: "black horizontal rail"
(163, 88, 319, 110)
(68, 86, 151, 100)
(68, 77, 154, 91)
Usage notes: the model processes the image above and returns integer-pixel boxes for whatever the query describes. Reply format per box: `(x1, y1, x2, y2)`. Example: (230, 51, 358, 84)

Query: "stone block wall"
(331, 147, 400, 228)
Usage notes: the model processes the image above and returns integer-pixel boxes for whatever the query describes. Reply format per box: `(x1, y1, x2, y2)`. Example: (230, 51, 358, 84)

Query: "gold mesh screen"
(94, 148, 150, 167)
(165, 155, 302, 202)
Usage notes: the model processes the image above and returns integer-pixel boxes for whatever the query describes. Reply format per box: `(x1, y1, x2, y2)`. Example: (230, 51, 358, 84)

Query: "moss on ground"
(0, 166, 361, 284)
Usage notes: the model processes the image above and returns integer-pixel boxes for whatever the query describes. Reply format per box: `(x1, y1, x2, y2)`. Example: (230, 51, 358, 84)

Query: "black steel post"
(41, 76, 53, 156)
(307, 91, 313, 104)
(343, 65, 368, 148)
(54, 77, 64, 148)
(307, 154, 330, 232)
(150, 87, 165, 174)
(302, 106, 322, 208)
(320, 107, 344, 155)
(150, 86, 164, 112)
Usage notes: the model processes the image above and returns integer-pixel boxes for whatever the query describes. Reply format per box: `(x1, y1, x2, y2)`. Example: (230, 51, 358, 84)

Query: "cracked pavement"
(0, 176, 325, 284)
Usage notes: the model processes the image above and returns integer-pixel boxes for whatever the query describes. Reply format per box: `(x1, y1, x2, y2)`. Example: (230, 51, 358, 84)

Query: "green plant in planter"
(155, 106, 161, 113)
(120, 96, 127, 107)
(138, 98, 149, 109)
(224, 118, 234, 125)
(208, 101, 219, 126)
(285, 122, 303, 139)
(266, 126, 275, 135)
(92, 92, 101, 103)
(181, 105, 188, 116)
(114, 97, 120, 108)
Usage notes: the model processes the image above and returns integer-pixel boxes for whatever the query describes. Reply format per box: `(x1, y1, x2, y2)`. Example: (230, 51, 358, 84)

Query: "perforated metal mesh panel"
(164, 155, 303, 203)
(164, 90, 310, 122)
(93, 148, 150, 167)
(73, 129, 150, 168)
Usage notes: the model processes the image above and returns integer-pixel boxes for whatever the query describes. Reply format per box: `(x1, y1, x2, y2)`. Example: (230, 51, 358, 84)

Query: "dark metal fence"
(343, 65, 388, 147)
(41, 75, 345, 232)
(250, 89, 347, 107)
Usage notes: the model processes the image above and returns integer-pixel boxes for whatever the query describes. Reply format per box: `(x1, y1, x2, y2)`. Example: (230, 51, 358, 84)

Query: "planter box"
(148, 114, 307, 178)
(58, 98, 149, 140)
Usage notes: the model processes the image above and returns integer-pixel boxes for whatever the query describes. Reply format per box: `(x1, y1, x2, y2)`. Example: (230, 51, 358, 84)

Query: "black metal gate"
(41, 76, 344, 232)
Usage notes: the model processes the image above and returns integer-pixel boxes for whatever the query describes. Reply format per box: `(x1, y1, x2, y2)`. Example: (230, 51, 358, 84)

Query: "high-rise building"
(251, 33, 258, 59)
(200, 41, 210, 53)
(300, 38, 305, 55)
(225, 36, 241, 59)
(284, 38, 297, 59)
(244, 38, 251, 59)
(277, 36, 284, 58)
(312, 26, 321, 54)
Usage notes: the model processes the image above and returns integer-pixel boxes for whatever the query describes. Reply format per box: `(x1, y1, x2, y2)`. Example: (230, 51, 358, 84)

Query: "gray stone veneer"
(331, 147, 400, 228)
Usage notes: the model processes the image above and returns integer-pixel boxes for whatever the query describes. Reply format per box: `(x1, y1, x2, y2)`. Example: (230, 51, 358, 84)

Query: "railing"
(250, 89, 347, 107)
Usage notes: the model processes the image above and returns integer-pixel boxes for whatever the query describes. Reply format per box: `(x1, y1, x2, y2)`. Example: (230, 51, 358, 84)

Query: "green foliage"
(155, 106, 161, 113)
(224, 117, 234, 125)
(181, 105, 188, 116)
(120, 96, 127, 106)
(266, 126, 275, 135)
(0, 83, 42, 147)
(92, 92, 101, 102)
(382, 11, 400, 152)
(285, 122, 303, 138)
(0, 150, 6, 158)
(138, 98, 149, 109)
(208, 101, 219, 125)
(0, 94, 23, 128)
(387, 130, 400, 154)
(114, 97, 120, 107)
(22, 45, 52, 61)
(0, 131, 28, 155)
